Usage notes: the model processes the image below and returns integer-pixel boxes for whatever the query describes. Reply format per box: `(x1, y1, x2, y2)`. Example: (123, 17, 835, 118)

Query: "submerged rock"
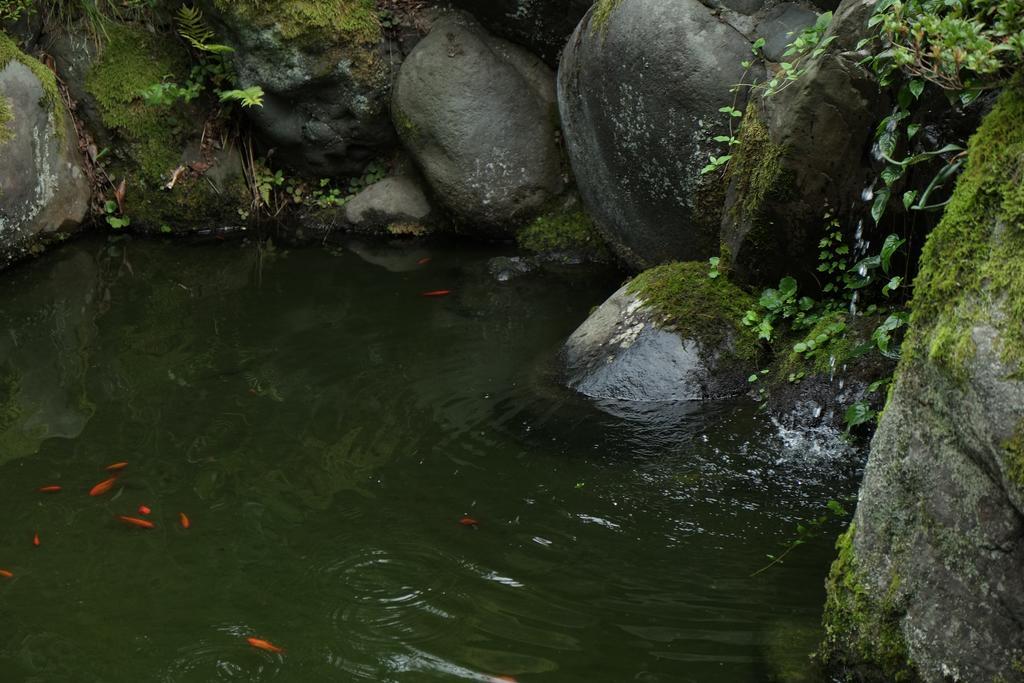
(561, 262, 759, 401)
(392, 12, 565, 233)
(558, 0, 762, 270)
(820, 83, 1024, 682)
(0, 36, 90, 268)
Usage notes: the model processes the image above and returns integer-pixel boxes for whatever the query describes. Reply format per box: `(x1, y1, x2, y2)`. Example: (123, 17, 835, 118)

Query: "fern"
(219, 87, 265, 108)
(176, 5, 233, 53)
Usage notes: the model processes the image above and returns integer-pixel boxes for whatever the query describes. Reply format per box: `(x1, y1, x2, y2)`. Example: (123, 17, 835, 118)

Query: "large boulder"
(558, 0, 763, 270)
(820, 83, 1024, 682)
(203, 0, 398, 177)
(720, 0, 887, 287)
(561, 262, 760, 401)
(0, 36, 90, 268)
(451, 0, 592, 65)
(392, 12, 566, 233)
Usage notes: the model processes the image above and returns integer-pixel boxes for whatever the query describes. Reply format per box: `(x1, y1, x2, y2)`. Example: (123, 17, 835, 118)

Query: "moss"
(1002, 423, 1024, 488)
(516, 207, 610, 258)
(0, 32, 64, 138)
(386, 221, 426, 236)
(591, 0, 624, 31)
(0, 94, 12, 145)
(130, 172, 250, 233)
(820, 525, 918, 682)
(902, 80, 1024, 379)
(84, 23, 191, 184)
(627, 261, 761, 361)
(726, 101, 789, 226)
(215, 0, 380, 44)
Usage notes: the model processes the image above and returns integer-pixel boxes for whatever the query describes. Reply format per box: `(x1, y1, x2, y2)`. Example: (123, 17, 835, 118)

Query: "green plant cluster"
(252, 160, 387, 216)
(867, 0, 1024, 92)
(138, 6, 264, 110)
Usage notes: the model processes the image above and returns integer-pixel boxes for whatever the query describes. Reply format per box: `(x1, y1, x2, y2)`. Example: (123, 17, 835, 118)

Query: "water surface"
(0, 236, 861, 682)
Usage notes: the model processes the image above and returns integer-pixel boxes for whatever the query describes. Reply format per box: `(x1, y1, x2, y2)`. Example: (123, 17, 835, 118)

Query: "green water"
(0, 236, 860, 682)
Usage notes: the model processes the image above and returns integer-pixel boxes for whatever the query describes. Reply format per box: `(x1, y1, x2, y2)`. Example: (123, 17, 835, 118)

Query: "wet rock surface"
(392, 12, 565, 233)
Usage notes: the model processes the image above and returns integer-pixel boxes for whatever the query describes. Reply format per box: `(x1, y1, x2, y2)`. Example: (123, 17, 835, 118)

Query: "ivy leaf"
(871, 187, 891, 224)
(909, 79, 924, 99)
(880, 234, 906, 273)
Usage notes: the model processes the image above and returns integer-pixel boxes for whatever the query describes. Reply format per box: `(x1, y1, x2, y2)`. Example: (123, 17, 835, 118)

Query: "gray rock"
(558, 0, 763, 270)
(820, 83, 1024, 682)
(561, 285, 749, 402)
(451, 0, 592, 65)
(720, 0, 886, 287)
(344, 176, 434, 232)
(756, 4, 819, 62)
(202, 2, 399, 177)
(0, 57, 90, 268)
(488, 255, 537, 282)
(392, 12, 566, 233)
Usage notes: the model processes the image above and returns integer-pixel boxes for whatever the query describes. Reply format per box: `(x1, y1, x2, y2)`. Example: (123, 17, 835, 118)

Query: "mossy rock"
(204, 0, 396, 176)
(516, 206, 611, 261)
(820, 81, 1024, 682)
(819, 525, 918, 682)
(83, 23, 248, 233)
(561, 262, 761, 402)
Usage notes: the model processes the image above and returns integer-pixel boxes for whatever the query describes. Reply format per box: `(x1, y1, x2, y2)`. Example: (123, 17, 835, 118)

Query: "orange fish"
(138, 505, 152, 515)
(105, 462, 128, 472)
(179, 512, 190, 529)
(417, 257, 431, 265)
(37, 485, 62, 493)
(89, 477, 118, 497)
(32, 532, 40, 547)
(459, 516, 479, 527)
(493, 677, 518, 682)
(246, 637, 284, 654)
(117, 515, 155, 530)
(421, 290, 451, 297)
(0, 569, 13, 579)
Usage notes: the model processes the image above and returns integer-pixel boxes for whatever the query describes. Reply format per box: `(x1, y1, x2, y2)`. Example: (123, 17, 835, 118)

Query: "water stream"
(0, 236, 862, 682)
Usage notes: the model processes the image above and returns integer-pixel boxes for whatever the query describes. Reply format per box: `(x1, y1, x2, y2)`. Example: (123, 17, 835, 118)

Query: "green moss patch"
(591, 0, 624, 32)
(726, 101, 789, 225)
(903, 80, 1024, 378)
(516, 207, 609, 258)
(1002, 423, 1024, 488)
(85, 23, 192, 184)
(0, 94, 12, 144)
(820, 525, 918, 681)
(215, 0, 381, 44)
(627, 261, 760, 361)
(0, 32, 64, 138)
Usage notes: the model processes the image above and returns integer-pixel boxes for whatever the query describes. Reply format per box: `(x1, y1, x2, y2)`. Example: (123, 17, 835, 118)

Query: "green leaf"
(909, 79, 924, 99)
(871, 187, 891, 224)
(844, 401, 876, 431)
(879, 234, 906, 273)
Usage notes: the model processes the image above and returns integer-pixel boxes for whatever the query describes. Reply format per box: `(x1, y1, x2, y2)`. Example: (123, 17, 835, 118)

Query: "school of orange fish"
(1, 460, 286, 656)
(0, 279, 530, 676)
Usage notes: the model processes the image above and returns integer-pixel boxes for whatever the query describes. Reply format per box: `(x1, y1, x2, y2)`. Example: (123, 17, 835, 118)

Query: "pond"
(0, 235, 862, 682)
